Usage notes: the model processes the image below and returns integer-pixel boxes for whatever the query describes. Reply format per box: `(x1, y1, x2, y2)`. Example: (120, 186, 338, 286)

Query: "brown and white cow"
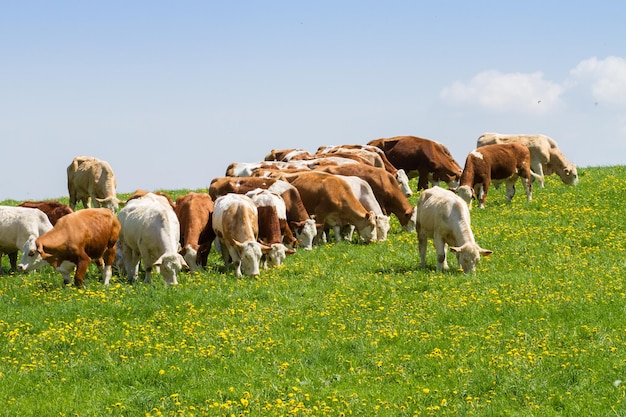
(117, 193, 188, 285)
(316, 144, 412, 196)
(312, 163, 417, 233)
(18, 201, 73, 225)
(417, 186, 492, 273)
(476, 132, 578, 187)
(282, 171, 377, 244)
(18, 208, 120, 287)
(67, 156, 121, 213)
(245, 189, 296, 268)
(174, 192, 215, 272)
(0, 206, 53, 274)
(209, 177, 318, 250)
(368, 136, 463, 191)
(212, 193, 273, 277)
(457, 143, 538, 209)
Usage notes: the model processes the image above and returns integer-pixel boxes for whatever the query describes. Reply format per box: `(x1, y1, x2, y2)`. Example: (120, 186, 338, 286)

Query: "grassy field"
(1, 166, 626, 416)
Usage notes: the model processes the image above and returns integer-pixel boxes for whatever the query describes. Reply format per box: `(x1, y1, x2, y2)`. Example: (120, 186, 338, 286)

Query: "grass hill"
(1, 166, 625, 416)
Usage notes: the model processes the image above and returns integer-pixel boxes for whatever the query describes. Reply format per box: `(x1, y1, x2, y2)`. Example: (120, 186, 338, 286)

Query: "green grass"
(1, 166, 626, 416)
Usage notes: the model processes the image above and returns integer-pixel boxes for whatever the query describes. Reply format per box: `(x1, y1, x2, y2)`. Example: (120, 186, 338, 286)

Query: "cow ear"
(260, 243, 274, 253)
(479, 248, 493, 256)
(232, 239, 245, 249)
(286, 247, 296, 255)
(449, 246, 461, 253)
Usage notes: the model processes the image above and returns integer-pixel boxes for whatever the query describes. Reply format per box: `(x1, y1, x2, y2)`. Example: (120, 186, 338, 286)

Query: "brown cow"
(174, 192, 215, 272)
(17, 208, 120, 287)
(368, 136, 462, 191)
(457, 143, 539, 209)
(209, 177, 318, 250)
(312, 164, 417, 233)
(67, 156, 121, 212)
(281, 171, 377, 243)
(18, 201, 73, 225)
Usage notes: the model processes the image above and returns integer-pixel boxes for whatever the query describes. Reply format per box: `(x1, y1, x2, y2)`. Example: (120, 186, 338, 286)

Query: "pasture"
(1, 165, 625, 416)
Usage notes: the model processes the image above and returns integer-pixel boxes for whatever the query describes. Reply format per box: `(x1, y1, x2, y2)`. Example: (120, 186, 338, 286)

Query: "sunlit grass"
(1, 166, 626, 416)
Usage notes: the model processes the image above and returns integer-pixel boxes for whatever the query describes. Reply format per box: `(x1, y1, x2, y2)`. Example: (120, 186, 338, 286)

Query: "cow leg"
(73, 253, 92, 287)
(475, 183, 486, 209)
(434, 235, 448, 271)
(531, 161, 546, 188)
(505, 178, 517, 204)
(522, 176, 532, 202)
(8, 251, 18, 272)
(101, 245, 116, 285)
(417, 171, 429, 191)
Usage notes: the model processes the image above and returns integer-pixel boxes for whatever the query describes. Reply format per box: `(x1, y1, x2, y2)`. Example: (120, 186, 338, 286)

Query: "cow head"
(263, 243, 296, 268)
(359, 212, 377, 243)
(153, 253, 189, 285)
(16, 236, 48, 272)
(449, 243, 492, 274)
(291, 219, 319, 250)
(95, 196, 122, 213)
(401, 206, 418, 233)
(456, 185, 475, 208)
(234, 240, 272, 277)
(375, 215, 391, 241)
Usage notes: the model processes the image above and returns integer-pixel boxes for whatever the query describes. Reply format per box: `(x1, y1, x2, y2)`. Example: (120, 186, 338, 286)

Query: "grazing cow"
(174, 192, 215, 272)
(246, 189, 296, 268)
(282, 171, 377, 243)
(0, 206, 53, 274)
(118, 193, 188, 285)
(18, 208, 120, 287)
(457, 143, 537, 209)
(18, 201, 73, 225)
(67, 156, 121, 212)
(368, 136, 463, 191)
(212, 193, 273, 277)
(335, 175, 390, 241)
(209, 177, 318, 250)
(312, 164, 417, 233)
(416, 186, 492, 273)
(316, 144, 412, 196)
(476, 132, 578, 187)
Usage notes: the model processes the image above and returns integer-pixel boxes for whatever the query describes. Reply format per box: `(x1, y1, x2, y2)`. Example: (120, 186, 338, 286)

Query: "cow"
(245, 189, 296, 268)
(18, 208, 120, 287)
(416, 186, 492, 273)
(368, 136, 463, 191)
(316, 144, 412, 196)
(312, 164, 417, 233)
(117, 193, 188, 285)
(476, 132, 578, 187)
(212, 193, 273, 277)
(335, 175, 390, 242)
(18, 201, 73, 225)
(174, 192, 215, 272)
(457, 143, 538, 209)
(67, 156, 121, 213)
(209, 177, 318, 250)
(282, 171, 377, 244)
(0, 206, 53, 274)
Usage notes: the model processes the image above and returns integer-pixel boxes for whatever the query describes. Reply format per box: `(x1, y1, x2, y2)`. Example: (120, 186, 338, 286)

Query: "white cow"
(117, 193, 188, 285)
(416, 186, 492, 273)
(0, 206, 53, 273)
(336, 175, 390, 241)
(212, 193, 273, 277)
(476, 133, 578, 187)
(67, 156, 121, 213)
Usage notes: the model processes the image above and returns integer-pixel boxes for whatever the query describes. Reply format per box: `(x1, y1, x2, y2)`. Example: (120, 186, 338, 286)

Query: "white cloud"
(568, 56, 626, 106)
(440, 70, 563, 115)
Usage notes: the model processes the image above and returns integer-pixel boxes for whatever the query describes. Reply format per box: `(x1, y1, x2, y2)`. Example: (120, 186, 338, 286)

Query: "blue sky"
(2, 1, 625, 201)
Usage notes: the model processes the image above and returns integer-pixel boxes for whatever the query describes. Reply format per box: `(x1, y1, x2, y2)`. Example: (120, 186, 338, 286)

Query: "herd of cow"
(0, 133, 578, 286)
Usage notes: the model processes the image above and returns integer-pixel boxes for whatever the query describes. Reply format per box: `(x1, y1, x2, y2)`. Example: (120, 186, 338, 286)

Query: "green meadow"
(1, 165, 626, 416)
